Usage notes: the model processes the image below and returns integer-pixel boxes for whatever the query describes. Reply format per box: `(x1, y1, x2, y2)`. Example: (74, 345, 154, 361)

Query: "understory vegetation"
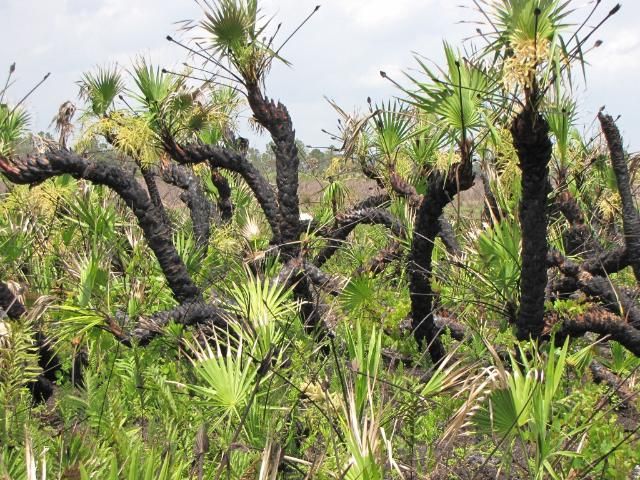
(1, 0, 640, 478)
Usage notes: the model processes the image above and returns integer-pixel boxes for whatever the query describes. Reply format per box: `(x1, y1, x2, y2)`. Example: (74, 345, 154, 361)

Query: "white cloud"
(1, 0, 638, 150)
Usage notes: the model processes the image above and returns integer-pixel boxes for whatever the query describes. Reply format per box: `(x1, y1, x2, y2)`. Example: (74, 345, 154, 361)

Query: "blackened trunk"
(141, 167, 171, 227)
(0, 152, 201, 303)
(0, 280, 61, 402)
(438, 216, 461, 256)
(598, 113, 640, 283)
(131, 302, 227, 346)
(410, 152, 474, 364)
(409, 175, 450, 363)
(211, 170, 233, 223)
(0, 281, 26, 318)
(163, 141, 280, 244)
(161, 163, 212, 252)
(246, 83, 301, 258)
(511, 104, 553, 340)
(314, 208, 404, 268)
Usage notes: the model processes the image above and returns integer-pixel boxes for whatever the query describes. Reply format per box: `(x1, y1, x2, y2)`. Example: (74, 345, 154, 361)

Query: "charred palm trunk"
(410, 153, 474, 363)
(409, 180, 448, 363)
(0, 152, 201, 304)
(245, 83, 326, 333)
(246, 84, 301, 258)
(511, 102, 553, 340)
(141, 166, 170, 226)
(314, 208, 404, 268)
(163, 141, 281, 243)
(161, 163, 212, 253)
(211, 170, 233, 223)
(598, 112, 640, 283)
(0, 281, 61, 402)
(410, 178, 450, 363)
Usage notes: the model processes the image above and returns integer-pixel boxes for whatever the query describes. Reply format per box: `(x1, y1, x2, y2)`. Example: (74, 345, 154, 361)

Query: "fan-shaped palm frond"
(482, 0, 573, 47)
(130, 59, 183, 116)
(372, 100, 415, 160)
(201, 0, 260, 56)
(407, 42, 492, 140)
(476, 0, 575, 97)
(78, 66, 124, 117)
(0, 104, 29, 156)
(198, 0, 284, 83)
(227, 271, 297, 356)
(544, 94, 577, 166)
(185, 336, 259, 426)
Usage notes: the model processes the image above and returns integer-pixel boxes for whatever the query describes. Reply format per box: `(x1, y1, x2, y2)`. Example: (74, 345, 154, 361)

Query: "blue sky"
(2, 0, 638, 151)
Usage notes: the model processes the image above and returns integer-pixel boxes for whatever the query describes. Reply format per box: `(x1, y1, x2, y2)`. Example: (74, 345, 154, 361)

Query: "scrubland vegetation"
(1, 1, 639, 478)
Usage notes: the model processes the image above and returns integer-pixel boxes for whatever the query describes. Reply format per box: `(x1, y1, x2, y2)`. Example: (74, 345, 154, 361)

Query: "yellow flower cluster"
(597, 194, 621, 224)
(502, 38, 550, 90)
(299, 380, 342, 409)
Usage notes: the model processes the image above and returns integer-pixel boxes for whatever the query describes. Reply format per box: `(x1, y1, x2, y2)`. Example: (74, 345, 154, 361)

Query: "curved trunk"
(314, 208, 404, 268)
(246, 83, 301, 258)
(410, 154, 474, 363)
(598, 112, 640, 283)
(211, 170, 234, 223)
(511, 103, 553, 340)
(0, 152, 201, 304)
(141, 166, 171, 227)
(161, 163, 212, 252)
(162, 140, 281, 242)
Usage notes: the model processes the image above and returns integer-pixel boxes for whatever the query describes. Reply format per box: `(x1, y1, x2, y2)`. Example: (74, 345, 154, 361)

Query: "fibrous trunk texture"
(559, 308, 640, 357)
(246, 83, 301, 258)
(163, 140, 280, 243)
(141, 166, 171, 227)
(161, 163, 212, 252)
(0, 151, 201, 304)
(410, 154, 474, 363)
(211, 170, 233, 223)
(511, 102, 553, 340)
(131, 302, 228, 346)
(598, 112, 640, 283)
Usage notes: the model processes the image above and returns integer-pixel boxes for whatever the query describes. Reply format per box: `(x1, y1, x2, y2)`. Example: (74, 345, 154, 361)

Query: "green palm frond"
(372, 101, 415, 159)
(227, 271, 297, 356)
(185, 336, 259, 426)
(477, 1, 576, 95)
(483, 0, 573, 46)
(198, 0, 283, 83)
(201, 0, 260, 56)
(0, 104, 29, 156)
(544, 95, 577, 165)
(78, 66, 124, 117)
(130, 59, 183, 115)
(407, 42, 492, 140)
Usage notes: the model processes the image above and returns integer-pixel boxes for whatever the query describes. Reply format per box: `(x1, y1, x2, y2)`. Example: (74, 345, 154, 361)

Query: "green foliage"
(408, 42, 493, 140)
(78, 66, 124, 117)
(0, 1, 636, 478)
(0, 103, 29, 156)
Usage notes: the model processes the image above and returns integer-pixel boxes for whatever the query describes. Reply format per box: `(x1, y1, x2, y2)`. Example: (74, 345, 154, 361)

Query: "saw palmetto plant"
(0, 0, 638, 478)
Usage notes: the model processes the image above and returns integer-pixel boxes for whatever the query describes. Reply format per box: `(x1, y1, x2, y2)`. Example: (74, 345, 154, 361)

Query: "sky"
(1, 0, 638, 152)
